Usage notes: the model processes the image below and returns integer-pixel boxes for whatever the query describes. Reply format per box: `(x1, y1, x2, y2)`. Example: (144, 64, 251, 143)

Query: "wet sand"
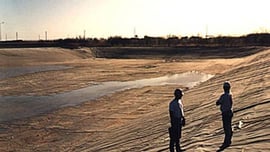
(0, 47, 269, 151)
(0, 72, 214, 122)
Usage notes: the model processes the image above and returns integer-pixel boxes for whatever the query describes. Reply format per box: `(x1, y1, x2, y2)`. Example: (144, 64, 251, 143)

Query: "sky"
(0, 0, 270, 40)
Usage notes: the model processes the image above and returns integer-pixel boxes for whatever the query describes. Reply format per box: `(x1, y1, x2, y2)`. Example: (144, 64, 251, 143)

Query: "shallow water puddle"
(0, 71, 214, 122)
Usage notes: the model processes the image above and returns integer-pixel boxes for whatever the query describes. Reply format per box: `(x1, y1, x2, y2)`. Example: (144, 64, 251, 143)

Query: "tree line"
(1, 33, 270, 48)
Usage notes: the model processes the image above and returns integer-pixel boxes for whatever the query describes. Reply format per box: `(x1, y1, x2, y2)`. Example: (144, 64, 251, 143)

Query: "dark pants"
(169, 118, 182, 152)
(222, 110, 233, 145)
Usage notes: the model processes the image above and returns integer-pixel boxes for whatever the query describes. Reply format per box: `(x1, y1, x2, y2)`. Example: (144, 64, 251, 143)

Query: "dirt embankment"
(0, 47, 269, 151)
(91, 46, 264, 59)
(0, 47, 94, 67)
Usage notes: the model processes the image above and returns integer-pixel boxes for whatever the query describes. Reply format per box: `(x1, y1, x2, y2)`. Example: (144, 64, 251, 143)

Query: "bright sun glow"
(0, 0, 270, 40)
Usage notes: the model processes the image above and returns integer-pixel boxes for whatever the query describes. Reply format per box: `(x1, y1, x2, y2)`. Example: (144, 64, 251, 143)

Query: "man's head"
(223, 81, 231, 93)
(174, 89, 183, 99)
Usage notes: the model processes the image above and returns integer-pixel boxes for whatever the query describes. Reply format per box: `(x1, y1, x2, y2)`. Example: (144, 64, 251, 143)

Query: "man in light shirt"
(169, 89, 185, 152)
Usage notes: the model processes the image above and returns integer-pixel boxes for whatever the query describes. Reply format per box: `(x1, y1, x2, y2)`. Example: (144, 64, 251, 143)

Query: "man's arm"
(182, 117, 186, 126)
(169, 110, 174, 121)
(216, 95, 222, 106)
(230, 94, 233, 106)
(179, 102, 186, 126)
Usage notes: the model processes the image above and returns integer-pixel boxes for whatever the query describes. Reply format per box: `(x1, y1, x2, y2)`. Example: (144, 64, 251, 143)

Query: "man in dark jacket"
(169, 89, 185, 152)
(216, 81, 233, 149)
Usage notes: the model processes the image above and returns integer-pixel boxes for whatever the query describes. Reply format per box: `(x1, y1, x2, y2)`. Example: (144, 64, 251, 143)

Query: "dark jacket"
(216, 93, 233, 113)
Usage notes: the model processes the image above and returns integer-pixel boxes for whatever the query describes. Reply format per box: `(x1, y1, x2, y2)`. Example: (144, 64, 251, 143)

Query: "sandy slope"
(0, 47, 269, 151)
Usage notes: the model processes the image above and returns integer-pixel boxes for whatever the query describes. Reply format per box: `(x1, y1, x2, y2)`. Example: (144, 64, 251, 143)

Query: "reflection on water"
(0, 71, 214, 122)
(0, 65, 72, 80)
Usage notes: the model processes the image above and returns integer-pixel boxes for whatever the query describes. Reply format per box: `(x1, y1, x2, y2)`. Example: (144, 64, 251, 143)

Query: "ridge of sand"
(0, 48, 269, 151)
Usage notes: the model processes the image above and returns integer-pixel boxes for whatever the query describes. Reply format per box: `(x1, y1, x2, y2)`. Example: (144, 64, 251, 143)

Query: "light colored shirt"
(169, 99, 184, 118)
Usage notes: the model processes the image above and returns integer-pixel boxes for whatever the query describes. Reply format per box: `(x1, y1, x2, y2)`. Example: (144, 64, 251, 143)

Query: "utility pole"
(0, 22, 4, 41)
(16, 32, 18, 40)
(45, 31, 47, 40)
(134, 27, 138, 38)
(84, 30, 86, 39)
(5, 34, 7, 41)
(205, 25, 208, 38)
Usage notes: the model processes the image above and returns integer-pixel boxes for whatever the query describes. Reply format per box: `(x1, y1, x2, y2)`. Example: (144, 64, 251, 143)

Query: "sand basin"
(0, 71, 213, 122)
(0, 48, 269, 151)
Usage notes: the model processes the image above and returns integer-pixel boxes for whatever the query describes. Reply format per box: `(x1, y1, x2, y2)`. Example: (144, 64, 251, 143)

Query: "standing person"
(169, 89, 185, 152)
(216, 81, 233, 149)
